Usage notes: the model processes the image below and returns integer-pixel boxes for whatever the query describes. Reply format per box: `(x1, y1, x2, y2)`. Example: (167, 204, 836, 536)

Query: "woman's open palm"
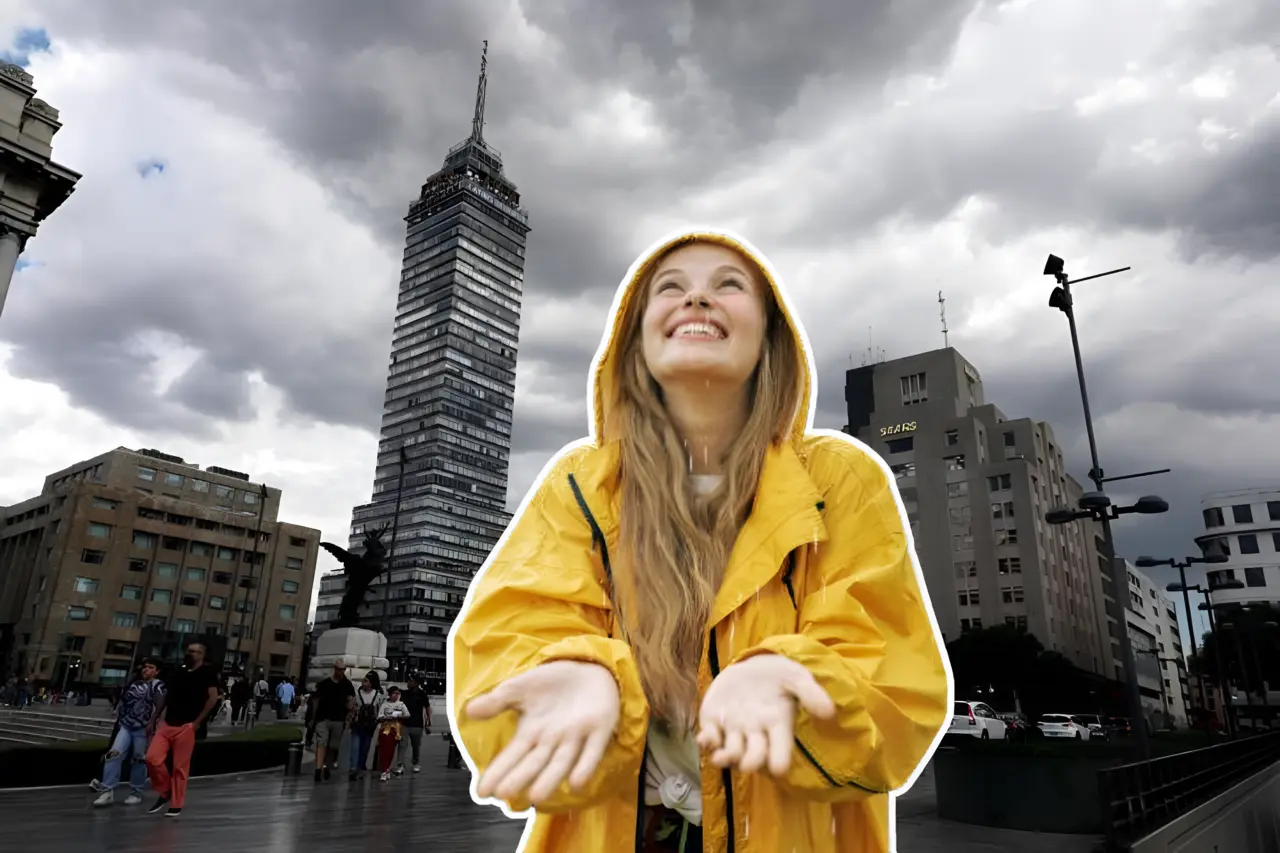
(466, 660, 620, 805)
(696, 653, 836, 777)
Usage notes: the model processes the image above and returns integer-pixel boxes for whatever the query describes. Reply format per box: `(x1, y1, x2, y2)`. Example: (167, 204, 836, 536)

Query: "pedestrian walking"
(145, 643, 219, 817)
(253, 675, 270, 720)
(312, 662, 355, 782)
(229, 677, 250, 724)
(396, 673, 430, 774)
(275, 677, 295, 720)
(376, 686, 409, 782)
(348, 674, 383, 781)
(92, 659, 165, 808)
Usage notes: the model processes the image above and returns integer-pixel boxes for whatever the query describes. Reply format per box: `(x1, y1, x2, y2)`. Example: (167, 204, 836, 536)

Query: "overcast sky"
(1, 1, 1276, 643)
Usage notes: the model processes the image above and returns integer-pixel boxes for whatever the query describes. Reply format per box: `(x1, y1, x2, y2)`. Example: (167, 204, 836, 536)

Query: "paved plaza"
(1, 737, 1102, 852)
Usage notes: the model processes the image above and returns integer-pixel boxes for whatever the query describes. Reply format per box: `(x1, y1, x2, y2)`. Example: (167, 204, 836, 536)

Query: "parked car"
(948, 700, 1008, 741)
(1107, 716, 1134, 737)
(1037, 713, 1091, 740)
(1072, 714, 1111, 741)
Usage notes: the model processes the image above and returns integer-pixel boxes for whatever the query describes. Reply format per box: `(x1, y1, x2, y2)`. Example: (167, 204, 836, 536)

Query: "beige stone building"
(0, 448, 320, 690)
(0, 61, 80, 320)
(843, 347, 1112, 677)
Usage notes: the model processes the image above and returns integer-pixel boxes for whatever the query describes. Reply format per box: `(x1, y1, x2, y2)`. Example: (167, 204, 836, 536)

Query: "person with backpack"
(348, 673, 383, 781)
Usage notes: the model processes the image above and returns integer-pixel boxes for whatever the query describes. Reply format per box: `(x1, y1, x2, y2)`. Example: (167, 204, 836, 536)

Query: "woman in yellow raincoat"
(450, 228, 952, 852)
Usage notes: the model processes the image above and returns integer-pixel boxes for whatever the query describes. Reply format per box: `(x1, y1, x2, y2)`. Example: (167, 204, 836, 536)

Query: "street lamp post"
(1041, 253, 1163, 761)
(1191, 580, 1242, 738)
(1140, 553, 1227, 735)
(377, 446, 411, 680)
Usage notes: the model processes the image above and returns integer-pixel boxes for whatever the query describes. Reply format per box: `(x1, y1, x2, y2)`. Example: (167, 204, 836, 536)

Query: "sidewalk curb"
(0, 757, 306, 794)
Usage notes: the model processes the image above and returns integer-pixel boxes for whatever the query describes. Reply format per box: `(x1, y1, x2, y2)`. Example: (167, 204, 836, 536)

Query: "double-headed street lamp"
(1137, 554, 1228, 733)
(1181, 579, 1244, 737)
(1040, 253, 1171, 762)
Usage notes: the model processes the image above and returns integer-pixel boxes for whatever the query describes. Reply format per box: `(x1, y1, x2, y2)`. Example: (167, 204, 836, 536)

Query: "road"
(0, 737, 1101, 852)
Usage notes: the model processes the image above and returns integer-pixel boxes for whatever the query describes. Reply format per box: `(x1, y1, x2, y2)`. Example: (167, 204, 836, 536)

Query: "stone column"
(0, 226, 24, 322)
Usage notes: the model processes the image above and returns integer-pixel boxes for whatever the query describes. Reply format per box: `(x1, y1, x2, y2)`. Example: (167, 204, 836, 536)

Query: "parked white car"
(948, 701, 1008, 740)
(1037, 713, 1091, 740)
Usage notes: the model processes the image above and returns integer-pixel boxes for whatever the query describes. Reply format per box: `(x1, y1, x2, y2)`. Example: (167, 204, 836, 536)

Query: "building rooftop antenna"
(939, 290, 949, 348)
(470, 40, 489, 144)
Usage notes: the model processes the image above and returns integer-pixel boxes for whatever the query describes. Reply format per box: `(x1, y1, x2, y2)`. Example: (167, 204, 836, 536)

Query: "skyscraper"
(315, 43, 530, 687)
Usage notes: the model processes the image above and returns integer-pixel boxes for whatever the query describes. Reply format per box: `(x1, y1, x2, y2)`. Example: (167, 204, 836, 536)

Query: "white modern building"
(1124, 560, 1190, 730)
(1196, 487, 1280, 609)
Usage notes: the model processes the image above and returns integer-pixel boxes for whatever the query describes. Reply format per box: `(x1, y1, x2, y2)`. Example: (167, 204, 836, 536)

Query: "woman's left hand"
(696, 653, 836, 777)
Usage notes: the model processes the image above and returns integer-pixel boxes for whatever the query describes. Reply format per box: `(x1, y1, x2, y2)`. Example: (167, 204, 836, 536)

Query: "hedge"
(0, 724, 303, 789)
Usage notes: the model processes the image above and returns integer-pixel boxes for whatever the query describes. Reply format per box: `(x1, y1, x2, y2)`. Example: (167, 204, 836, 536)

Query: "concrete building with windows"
(315, 45, 529, 689)
(0, 448, 320, 690)
(1196, 487, 1280, 609)
(1123, 560, 1190, 729)
(843, 347, 1112, 677)
(0, 61, 81, 321)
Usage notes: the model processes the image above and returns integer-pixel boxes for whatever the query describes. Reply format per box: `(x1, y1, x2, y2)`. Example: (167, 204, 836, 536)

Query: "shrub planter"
(935, 742, 1124, 834)
(0, 728, 299, 789)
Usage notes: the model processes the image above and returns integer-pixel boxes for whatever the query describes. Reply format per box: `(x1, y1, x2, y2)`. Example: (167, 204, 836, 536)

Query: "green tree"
(1197, 603, 1280, 698)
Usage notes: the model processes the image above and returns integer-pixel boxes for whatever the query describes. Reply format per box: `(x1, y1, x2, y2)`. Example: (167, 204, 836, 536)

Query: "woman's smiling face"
(640, 242, 767, 393)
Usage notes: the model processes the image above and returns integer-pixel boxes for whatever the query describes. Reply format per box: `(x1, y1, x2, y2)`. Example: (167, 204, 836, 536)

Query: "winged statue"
(319, 526, 389, 628)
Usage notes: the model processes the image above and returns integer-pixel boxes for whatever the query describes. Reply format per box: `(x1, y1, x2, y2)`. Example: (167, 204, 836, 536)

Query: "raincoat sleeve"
(732, 437, 950, 802)
(450, 447, 650, 814)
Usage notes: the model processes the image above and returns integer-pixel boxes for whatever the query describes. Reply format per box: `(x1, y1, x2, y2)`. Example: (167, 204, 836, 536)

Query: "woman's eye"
(721, 278, 744, 289)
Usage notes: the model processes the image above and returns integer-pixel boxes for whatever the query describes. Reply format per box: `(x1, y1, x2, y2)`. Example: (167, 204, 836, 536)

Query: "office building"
(1123, 560, 1190, 729)
(843, 347, 1111, 676)
(0, 61, 80, 321)
(0, 448, 320, 689)
(316, 43, 529, 687)
(1187, 672, 1226, 731)
(1196, 487, 1280, 608)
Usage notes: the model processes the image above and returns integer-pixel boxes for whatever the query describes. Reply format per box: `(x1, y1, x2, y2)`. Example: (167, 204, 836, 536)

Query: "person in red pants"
(145, 643, 219, 817)
(376, 685, 410, 781)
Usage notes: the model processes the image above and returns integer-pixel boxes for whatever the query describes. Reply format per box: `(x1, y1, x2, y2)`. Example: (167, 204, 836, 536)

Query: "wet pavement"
(1, 737, 1101, 852)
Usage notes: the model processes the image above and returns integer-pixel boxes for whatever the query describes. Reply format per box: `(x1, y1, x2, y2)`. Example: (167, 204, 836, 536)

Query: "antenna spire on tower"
(471, 40, 489, 144)
(939, 290, 949, 348)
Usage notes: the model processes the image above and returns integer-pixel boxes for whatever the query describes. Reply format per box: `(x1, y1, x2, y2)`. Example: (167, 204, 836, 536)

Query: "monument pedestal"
(307, 627, 389, 689)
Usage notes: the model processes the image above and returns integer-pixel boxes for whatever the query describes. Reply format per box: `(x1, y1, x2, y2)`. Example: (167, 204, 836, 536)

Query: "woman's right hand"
(465, 660, 620, 805)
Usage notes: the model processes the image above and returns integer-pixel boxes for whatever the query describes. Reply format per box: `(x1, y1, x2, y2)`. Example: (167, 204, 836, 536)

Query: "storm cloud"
(1, 0, 1277, 634)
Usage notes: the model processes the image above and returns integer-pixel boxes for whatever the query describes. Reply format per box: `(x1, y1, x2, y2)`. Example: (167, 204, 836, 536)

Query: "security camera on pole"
(1040, 254, 1173, 762)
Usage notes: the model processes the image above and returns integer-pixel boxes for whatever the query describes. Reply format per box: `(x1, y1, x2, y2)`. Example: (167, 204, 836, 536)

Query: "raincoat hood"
(587, 228, 817, 447)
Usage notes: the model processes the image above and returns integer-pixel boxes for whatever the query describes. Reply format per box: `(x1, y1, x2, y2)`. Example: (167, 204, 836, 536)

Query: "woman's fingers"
(568, 725, 612, 791)
(476, 723, 538, 798)
(765, 719, 793, 777)
(711, 726, 747, 768)
(739, 730, 769, 775)
(528, 735, 584, 805)
(495, 737, 558, 801)
(466, 682, 517, 721)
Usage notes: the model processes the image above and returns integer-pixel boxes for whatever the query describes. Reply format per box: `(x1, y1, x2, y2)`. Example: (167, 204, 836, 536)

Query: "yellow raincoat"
(450, 229, 951, 852)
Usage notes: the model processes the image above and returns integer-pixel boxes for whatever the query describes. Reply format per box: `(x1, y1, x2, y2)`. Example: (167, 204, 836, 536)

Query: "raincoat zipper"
(707, 629, 736, 853)
(566, 474, 649, 849)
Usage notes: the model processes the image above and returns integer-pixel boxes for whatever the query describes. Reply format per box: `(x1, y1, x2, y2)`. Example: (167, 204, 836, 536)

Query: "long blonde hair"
(607, 246, 804, 730)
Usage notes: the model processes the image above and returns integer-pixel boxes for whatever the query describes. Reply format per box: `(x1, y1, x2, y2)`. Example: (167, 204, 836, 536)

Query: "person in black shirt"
(397, 673, 431, 773)
(312, 661, 356, 782)
(144, 643, 219, 817)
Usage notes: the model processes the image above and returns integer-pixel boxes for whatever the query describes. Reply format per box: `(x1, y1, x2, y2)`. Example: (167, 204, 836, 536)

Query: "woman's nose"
(684, 289, 712, 308)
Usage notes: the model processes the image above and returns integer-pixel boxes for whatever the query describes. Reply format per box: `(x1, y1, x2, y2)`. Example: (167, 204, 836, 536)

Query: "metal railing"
(1098, 729, 1280, 849)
